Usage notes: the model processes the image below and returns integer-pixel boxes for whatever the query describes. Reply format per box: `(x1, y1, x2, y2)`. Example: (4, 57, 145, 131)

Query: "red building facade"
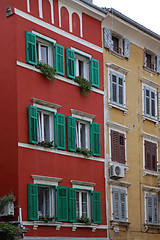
(0, 0, 107, 239)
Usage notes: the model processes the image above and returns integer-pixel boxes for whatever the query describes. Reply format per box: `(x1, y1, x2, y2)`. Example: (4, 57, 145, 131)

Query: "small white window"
(76, 120, 90, 150)
(37, 38, 53, 66)
(76, 190, 90, 219)
(38, 186, 55, 219)
(75, 54, 89, 80)
(38, 110, 54, 143)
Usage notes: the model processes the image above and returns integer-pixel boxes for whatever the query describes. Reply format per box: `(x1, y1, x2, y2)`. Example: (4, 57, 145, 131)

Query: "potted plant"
(37, 62, 56, 84)
(76, 148, 92, 157)
(0, 193, 15, 217)
(39, 141, 54, 148)
(0, 222, 22, 240)
(78, 216, 91, 225)
(74, 76, 92, 97)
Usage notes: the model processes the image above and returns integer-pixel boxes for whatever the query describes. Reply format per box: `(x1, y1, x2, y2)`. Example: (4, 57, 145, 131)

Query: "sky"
(93, 0, 160, 35)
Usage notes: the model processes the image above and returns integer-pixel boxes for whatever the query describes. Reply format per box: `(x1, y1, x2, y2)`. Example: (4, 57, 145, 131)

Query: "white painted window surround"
(59, 1, 83, 37)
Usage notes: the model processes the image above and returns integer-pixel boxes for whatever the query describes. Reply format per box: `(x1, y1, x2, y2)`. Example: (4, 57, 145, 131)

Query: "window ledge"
(109, 50, 125, 60)
(143, 66, 157, 75)
(143, 169, 159, 177)
(142, 115, 159, 126)
(72, 223, 98, 232)
(108, 102, 128, 115)
(144, 224, 160, 232)
(110, 220, 131, 233)
(33, 221, 62, 230)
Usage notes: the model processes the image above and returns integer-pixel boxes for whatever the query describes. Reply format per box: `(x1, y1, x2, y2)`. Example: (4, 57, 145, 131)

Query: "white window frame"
(110, 185, 128, 222)
(144, 191, 159, 225)
(75, 53, 90, 81)
(37, 38, 53, 66)
(109, 126, 127, 165)
(76, 190, 91, 219)
(75, 119, 90, 150)
(142, 135, 158, 176)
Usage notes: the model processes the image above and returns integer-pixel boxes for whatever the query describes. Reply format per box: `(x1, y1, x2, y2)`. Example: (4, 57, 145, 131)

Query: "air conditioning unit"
(0, 202, 14, 217)
(110, 164, 125, 178)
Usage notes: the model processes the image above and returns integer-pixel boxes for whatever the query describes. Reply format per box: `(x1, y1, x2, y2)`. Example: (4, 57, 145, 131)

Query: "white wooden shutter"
(124, 38, 130, 59)
(104, 28, 111, 49)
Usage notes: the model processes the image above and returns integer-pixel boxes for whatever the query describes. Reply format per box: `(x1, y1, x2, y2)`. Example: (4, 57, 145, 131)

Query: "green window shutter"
(67, 116, 76, 152)
(91, 58, 99, 88)
(57, 186, 68, 222)
(66, 48, 75, 79)
(68, 188, 76, 222)
(28, 105, 38, 144)
(27, 183, 38, 221)
(25, 31, 37, 65)
(92, 122, 101, 156)
(92, 191, 101, 224)
(55, 43, 64, 76)
(56, 113, 65, 150)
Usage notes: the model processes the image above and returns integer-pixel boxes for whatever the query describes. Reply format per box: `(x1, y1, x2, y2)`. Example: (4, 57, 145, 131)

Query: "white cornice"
(140, 77, 160, 89)
(141, 132, 160, 142)
(71, 180, 95, 187)
(107, 121, 130, 132)
(106, 63, 129, 75)
(109, 179, 131, 188)
(71, 109, 96, 120)
(142, 185, 160, 193)
(32, 98, 61, 110)
(32, 175, 62, 182)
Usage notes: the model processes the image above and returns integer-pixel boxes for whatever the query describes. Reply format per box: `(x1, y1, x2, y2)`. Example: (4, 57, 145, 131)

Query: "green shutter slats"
(93, 191, 101, 224)
(28, 105, 38, 144)
(67, 116, 76, 152)
(91, 58, 99, 88)
(92, 122, 101, 156)
(55, 43, 64, 76)
(56, 113, 65, 150)
(57, 186, 68, 222)
(25, 31, 37, 65)
(66, 48, 75, 79)
(68, 188, 76, 222)
(27, 183, 38, 221)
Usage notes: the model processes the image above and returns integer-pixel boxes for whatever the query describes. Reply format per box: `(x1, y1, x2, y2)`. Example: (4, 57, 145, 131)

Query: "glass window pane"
(38, 187, 44, 219)
(82, 192, 87, 218)
(80, 123, 86, 149)
(76, 192, 80, 219)
(41, 45, 48, 64)
(43, 114, 50, 142)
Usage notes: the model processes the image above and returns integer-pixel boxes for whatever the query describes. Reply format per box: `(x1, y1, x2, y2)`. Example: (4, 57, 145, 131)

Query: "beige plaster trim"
(141, 132, 160, 141)
(108, 179, 131, 188)
(106, 63, 129, 75)
(142, 185, 160, 193)
(140, 77, 160, 89)
(107, 121, 130, 132)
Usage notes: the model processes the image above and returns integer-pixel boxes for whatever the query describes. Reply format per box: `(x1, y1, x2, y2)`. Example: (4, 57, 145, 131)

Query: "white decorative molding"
(31, 98, 61, 110)
(18, 142, 105, 163)
(38, 0, 43, 18)
(71, 109, 96, 121)
(144, 224, 160, 232)
(110, 221, 131, 231)
(16, 61, 104, 95)
(72, 223, 98, 232)
(142, 185, 160, 193)
(141, 132, 160, 142)
(32, 175, 62, 186)
(108, 179, 131, 188)
(14, 9, 103, 53)
(143, 169, 159, 177)
(106, 63, 129, 75)
(142, 114, 159, 126)
(107, 121, 130, 132)
(27, 0, 30, 12)
(140, 77, 160, 89)
(71, 180, 95, 191)
(108, 102, 128, 115)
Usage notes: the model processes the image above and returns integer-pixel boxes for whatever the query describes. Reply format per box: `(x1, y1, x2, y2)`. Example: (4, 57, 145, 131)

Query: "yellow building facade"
(102, 9, 160, 240)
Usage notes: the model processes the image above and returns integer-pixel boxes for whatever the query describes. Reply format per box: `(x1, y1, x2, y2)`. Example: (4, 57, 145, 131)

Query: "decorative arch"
(60, 6, 69, 32)
(72, 12, 80, 37)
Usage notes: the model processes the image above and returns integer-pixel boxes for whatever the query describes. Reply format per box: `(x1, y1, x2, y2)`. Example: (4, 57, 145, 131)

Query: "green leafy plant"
(37, 62, 56, 84)
(39, 215, 54, 223)
(78, 216, 91, 225)
(74, 76, 92, 97)
(76, 148, 92, 157)
(39, 141, 53, 148)
(0, 193, 14, 214)
(0, 223, 22, 240)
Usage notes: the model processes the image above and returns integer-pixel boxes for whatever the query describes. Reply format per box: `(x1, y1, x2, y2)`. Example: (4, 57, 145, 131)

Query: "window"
(111, 130, 125, 164)
(103, 28, 130, 59)
(76, 190, 90, 219)
(112, 188, 127, 222)
(110, 71, 125, 106)
(146, 194, 159, 225)
(38, 186, 55, 219)
(144, 86, 156, 118)
(76, 120, 90, 150)
(66, 48, 99, 88)
(28, 183, 101, 224)
(67, 116, 101, 156)
(25, 31, 64, 76)
(144, 140, 157, 171)
(144, 49, 156, 71)
(28, 104, 65, 150)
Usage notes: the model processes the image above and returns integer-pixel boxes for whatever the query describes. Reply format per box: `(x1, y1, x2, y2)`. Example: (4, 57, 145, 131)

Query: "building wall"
(103, 13, 160, 240)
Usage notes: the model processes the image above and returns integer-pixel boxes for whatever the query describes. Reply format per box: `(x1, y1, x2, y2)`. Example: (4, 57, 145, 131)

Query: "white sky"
(93, 0, 160, 35)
